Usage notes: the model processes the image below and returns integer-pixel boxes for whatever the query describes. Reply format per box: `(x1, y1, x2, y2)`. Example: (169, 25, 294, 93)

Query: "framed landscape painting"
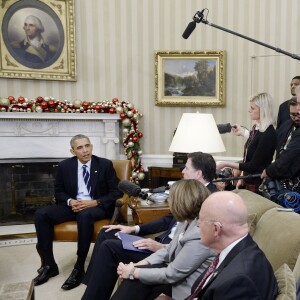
(0, 0, 76, 81)
(155, 50, 225, 106)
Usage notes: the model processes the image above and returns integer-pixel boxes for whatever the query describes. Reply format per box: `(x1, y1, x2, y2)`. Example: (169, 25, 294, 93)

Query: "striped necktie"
(187, 255, 220, 300)
(82, 165, 91, 196)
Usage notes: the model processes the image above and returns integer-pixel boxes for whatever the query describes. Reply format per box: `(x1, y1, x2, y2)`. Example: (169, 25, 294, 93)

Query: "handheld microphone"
(118, 180, 148, 200)
(217, 123, 232, 134)
(182, 9, 205, 39)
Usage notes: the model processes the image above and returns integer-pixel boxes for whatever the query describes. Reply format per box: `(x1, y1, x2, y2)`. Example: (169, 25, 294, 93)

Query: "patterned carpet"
(0, 280, 33, 300)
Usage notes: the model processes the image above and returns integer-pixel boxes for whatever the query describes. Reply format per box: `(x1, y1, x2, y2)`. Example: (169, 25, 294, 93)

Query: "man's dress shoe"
(34, 265, 59, 286)
(61, 268, 85, 290)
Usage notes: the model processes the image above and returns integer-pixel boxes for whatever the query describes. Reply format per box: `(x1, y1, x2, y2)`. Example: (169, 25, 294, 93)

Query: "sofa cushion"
(274, 264, 296, 300)
(247, 213, 257, 236)
(233, 189, 280, 221)
(252, 208, 300, 271)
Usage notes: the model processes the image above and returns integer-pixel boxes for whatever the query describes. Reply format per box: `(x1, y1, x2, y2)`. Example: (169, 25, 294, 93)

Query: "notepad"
(118, 232, 153, 254)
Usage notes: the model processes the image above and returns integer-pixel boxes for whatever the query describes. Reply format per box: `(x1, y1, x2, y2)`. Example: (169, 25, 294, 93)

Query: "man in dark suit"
(186, 191, 278, 300)
(81, 151, 218, 300)
(33, 134, 122, 290)
(277, 76, 300, 129)
(262, 86, 300, 185)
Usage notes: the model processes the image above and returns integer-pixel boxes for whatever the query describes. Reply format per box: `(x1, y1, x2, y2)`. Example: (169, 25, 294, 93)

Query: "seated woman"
(110, 179, 216, 300)
(216, 92, 277, 193)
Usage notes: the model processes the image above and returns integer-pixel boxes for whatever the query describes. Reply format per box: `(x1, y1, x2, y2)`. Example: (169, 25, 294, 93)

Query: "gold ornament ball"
(122, 118, 131, 127)
(73, 99, 82, 108)
(138, 150, 143, 155)
(0, 98, 10, 107)
(138, 173, 145, 180)
(132, 172, 138, 178)
(35, 106, 43, 113)
(128, 141, 134, 148)
(116, 106, 123, 113)
(127, 111, 133, 118)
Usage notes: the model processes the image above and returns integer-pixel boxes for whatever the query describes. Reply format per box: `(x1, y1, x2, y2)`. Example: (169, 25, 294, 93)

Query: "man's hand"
(133, 238, 165, 252)
(70, 200, 97, 212)
(103, 224, 136, 234)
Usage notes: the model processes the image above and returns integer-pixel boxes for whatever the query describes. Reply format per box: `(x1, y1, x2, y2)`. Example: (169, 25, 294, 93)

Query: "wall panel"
(0, 0, 299, 159)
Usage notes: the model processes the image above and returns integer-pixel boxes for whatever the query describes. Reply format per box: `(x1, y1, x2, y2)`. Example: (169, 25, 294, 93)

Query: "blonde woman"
(216, 92, 276, 193)
(111, 179, 216, 300)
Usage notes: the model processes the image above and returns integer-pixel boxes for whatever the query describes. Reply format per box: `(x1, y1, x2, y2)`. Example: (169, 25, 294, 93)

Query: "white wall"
(1, 0, 299, 160)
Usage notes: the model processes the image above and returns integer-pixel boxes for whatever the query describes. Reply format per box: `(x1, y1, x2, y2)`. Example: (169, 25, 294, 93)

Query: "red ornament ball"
(18, 97, 25, 104)
(109, 107, 116, 114)
(120, 113, 126, 119)
(133, 136, 139, 143)
(82, 101, 89, 109)
(138, 132, 143, 138)
(112, 98, 118, 103)
(48, 100, 56, 108)
(41, 101, 48, 109)
(36, 96, 44, 103)
(8, 96, 15, 102)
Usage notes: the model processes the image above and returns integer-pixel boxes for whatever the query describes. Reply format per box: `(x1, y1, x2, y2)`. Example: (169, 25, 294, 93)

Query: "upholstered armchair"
(53, 159, 132, 242)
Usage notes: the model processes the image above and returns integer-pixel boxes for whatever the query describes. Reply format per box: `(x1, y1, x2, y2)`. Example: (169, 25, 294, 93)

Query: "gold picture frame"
(0, 0, 76, 81)
(155, 50, 225, 106)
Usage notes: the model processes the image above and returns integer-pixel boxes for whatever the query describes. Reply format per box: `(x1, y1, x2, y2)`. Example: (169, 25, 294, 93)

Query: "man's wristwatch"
(96, 199, 102, 207)
(129, 267, 136, 280)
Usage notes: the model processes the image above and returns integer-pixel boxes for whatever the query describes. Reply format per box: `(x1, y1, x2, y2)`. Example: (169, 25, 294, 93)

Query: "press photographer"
(261, 93, 300, 213)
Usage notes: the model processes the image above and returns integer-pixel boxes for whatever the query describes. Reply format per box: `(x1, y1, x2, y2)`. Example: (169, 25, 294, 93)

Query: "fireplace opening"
(0, 162, 57, 225)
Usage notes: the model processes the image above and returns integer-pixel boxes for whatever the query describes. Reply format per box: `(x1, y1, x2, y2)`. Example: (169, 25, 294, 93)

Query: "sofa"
(233, 189, 300, 300)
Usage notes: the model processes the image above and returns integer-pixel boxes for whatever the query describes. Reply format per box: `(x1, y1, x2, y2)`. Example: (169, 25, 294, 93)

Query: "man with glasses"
(186, 191, 277, 300)
(262, 85, 300, 184)
(277, 76, 300, 129)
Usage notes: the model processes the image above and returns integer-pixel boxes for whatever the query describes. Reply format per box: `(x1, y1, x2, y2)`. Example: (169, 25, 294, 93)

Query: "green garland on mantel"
(0, 96, 145, 183)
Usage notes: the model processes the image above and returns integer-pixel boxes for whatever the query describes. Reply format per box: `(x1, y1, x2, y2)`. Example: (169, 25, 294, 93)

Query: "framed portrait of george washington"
(155, 50, 225, 106)
(0, 0, 76, 81)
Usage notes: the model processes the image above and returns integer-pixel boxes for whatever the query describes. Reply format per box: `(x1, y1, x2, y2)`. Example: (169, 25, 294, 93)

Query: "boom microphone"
(182, 21, 196, 39)
(118, 180, 148, 200)
(182, 9, 205, 39)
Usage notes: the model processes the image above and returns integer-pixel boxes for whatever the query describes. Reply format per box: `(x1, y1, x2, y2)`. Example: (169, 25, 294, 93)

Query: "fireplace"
(0, 113, 122, 225)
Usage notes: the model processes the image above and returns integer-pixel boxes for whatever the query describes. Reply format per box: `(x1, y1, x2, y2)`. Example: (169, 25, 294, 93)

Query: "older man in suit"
(81, 151, 219, 300)
(186, 191, 278, 300)
(33, 134, 122, 290)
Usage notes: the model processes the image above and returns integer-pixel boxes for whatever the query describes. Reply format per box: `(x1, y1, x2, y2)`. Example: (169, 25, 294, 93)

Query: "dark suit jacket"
(54, 155, 123, 217)
(277, 98, 292, 130)
(138, 182, 218, 242)
(267, 124, 300, 179)
(190, 235, 278, 300)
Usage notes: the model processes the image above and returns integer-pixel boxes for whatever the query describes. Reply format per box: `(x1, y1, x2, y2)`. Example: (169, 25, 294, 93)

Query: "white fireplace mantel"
(0, 113, 121, 161)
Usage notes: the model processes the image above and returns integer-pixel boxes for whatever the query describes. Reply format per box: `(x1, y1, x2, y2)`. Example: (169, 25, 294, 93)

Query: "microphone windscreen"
(118, 180, 141, 197)
(217, 123, 232, 134)
(182, 21, 196, 39)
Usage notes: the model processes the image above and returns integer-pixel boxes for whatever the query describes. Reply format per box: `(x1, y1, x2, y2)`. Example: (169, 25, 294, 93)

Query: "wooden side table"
(129, 198, 170, 224)
(148, 166, 183, 188)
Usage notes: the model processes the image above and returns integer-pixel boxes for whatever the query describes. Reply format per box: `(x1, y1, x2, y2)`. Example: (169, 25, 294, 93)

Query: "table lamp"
(169, 113, 226, 154)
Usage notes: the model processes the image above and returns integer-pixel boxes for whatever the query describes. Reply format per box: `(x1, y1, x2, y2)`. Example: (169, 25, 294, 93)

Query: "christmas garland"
(0, 96, 145, 183)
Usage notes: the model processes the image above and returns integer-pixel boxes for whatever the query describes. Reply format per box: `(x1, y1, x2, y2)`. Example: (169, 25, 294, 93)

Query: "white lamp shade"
(169, 113, 226, 153)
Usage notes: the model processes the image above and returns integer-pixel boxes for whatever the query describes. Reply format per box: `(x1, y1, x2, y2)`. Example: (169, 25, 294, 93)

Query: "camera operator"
(261, 88, 300, 192)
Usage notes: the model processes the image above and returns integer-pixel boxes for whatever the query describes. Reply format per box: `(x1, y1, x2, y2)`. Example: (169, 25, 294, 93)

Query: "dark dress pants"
(82, 230, 150, 300)
(34, 204, 106, 262)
